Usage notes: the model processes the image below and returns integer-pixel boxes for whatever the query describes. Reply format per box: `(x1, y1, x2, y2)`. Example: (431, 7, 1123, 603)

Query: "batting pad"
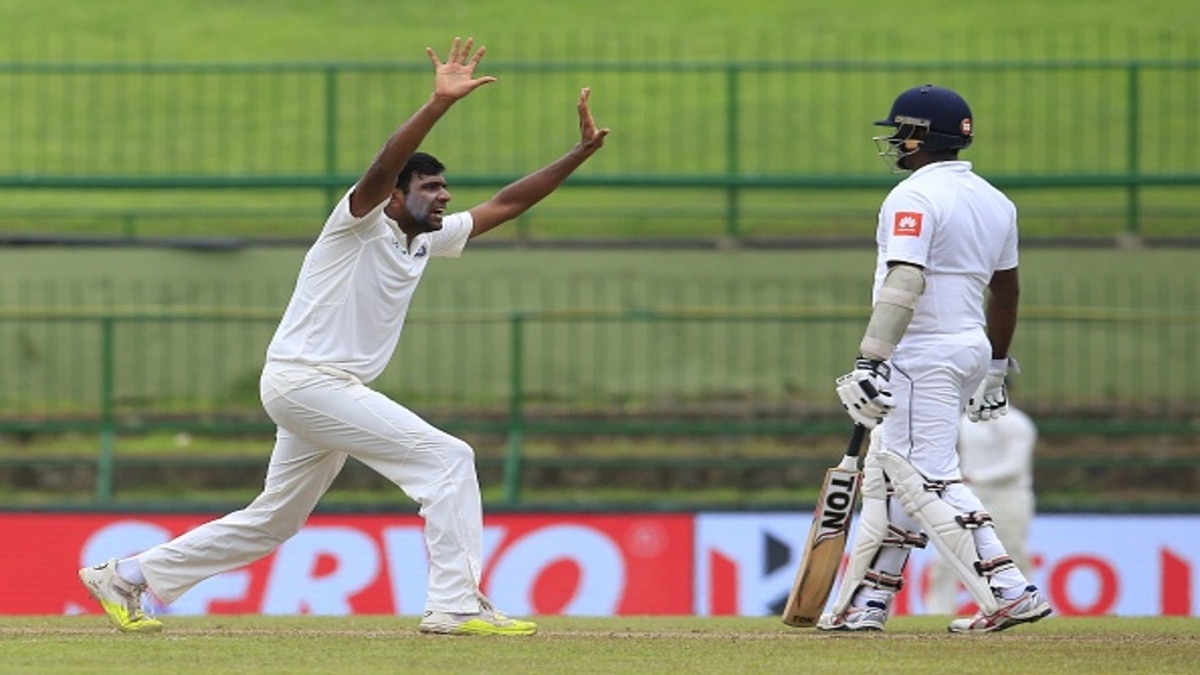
(875, 450, 1001, 615)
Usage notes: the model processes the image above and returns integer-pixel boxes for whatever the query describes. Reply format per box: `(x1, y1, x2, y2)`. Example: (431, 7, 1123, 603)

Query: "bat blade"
(781, 426, 866, 628)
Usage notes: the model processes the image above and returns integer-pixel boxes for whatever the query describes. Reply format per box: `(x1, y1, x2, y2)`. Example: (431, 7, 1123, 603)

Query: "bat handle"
(846, 424, 867, 459)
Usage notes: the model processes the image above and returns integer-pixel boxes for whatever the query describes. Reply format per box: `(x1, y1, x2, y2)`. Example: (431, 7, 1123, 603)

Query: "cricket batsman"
(824, 84, 1052, 633)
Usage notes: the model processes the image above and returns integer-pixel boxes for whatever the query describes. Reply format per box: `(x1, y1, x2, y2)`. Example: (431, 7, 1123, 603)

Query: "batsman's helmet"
(875, 84, 973, 152)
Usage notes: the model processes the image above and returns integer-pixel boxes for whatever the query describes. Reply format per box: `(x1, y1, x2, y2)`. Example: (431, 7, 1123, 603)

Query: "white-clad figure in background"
(926, 404, 1037, 614)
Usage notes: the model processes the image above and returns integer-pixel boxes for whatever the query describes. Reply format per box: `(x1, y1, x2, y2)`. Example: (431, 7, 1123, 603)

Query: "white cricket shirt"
(266, 189, 472, 383)
(873, 161, 1018, 338)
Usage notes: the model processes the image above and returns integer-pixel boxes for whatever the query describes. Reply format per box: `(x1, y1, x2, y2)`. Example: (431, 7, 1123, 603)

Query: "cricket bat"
(780, 424, 866, 628)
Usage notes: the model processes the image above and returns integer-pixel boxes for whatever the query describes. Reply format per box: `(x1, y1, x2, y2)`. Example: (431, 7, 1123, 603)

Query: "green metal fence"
(2, 275, 1198, 503)
(2, 56, 1199, 240)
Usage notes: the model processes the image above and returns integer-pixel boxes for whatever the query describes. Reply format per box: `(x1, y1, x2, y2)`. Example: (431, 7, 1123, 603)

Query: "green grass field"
(3, 615, 1198, 674)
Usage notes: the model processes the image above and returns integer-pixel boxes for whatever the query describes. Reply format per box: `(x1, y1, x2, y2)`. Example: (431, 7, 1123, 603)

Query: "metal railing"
(2, 275, 1198, 504)
(2, 57, 1199, 240)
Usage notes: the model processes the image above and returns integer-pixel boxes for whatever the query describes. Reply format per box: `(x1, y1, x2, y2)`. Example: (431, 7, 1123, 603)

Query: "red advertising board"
(0, 512, 693, 617)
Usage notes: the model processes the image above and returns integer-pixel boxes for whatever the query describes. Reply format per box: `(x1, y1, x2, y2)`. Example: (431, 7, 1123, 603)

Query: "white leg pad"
(829, 465, 890, 616)
(828, 461, 926, 616)
(874, 450, 1001, 615)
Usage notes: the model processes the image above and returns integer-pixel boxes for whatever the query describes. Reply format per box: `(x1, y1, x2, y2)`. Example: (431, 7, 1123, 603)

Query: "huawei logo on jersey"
(893, 211, 923, 237)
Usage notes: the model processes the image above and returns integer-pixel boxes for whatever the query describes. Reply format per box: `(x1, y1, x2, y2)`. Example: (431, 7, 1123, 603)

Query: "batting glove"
(835, 358, 894, 429)
(966, 357, 1018, 422)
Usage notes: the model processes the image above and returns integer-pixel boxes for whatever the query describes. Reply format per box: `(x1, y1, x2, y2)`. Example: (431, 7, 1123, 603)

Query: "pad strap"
(863, 570, 904, 592)
(883, 524, 929, 549)
(924, 479, 962, 497)
(956, 511, 994, 529)
(975, 555, 1016, 577)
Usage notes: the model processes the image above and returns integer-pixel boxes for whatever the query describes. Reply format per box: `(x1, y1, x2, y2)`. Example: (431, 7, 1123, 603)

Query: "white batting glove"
(836, 359, 894, 429)
(967, 358, 1017, 422)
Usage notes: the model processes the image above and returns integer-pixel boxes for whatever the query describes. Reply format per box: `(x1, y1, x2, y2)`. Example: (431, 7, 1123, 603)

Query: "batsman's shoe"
(947, 585, 1051, 634)
(78, 560, 164, 633)
(815, 601, 888, 632)
(418, 606, 537, 636)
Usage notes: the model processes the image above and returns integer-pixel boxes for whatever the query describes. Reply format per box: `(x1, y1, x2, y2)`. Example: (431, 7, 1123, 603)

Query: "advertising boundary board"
(1, 511, 1194, 617)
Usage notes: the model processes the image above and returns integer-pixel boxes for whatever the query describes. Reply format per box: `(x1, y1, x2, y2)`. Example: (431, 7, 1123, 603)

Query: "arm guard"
(859, 263, 926, 361)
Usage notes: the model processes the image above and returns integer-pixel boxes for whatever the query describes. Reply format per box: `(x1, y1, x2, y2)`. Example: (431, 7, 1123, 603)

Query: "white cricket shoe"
(78, 559, 164, 633)
(948, 585, 1052, 633)
(816, 601, 888, 632)
(418, 601, 536, 636)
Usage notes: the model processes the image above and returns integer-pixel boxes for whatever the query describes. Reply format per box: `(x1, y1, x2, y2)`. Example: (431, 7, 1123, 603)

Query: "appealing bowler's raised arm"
(468, 87, 610, 237)
(349, 37, 497, 217)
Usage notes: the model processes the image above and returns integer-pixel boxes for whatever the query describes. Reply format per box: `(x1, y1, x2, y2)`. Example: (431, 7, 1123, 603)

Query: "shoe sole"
(419, 625, 537, 636)
(419, 615, 537, 636)
(948, 604, 1052, 634)
(816, 619, 883, 629)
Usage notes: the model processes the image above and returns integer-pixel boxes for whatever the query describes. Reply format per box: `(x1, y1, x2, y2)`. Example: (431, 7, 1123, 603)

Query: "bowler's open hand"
(427, 37, 497, 101)
(576, 88, 610, 152)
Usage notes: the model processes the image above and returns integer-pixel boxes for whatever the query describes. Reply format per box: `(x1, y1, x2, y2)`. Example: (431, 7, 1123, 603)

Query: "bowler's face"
(399, 173, 451, 231)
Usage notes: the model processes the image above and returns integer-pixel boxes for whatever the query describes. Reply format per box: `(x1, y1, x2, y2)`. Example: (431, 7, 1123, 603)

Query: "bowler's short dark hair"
(396, 152, 446, 191)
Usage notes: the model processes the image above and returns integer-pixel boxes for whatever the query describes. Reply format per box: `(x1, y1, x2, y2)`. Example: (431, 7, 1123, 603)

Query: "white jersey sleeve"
(879, 190, 937, 269)
(427, 211, 473, 258)
(322, 187, 389, 235)
(995, 209, 1020, 271)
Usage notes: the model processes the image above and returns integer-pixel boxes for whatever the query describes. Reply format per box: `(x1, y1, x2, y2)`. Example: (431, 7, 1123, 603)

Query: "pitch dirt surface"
(3, 615, 1199, 674)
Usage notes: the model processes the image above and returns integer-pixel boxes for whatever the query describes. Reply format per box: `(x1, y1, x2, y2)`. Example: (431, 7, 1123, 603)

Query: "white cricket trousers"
(138, 362, 485, 613)
(874, 333, 1030, 595)
(879, 334, 991, 480)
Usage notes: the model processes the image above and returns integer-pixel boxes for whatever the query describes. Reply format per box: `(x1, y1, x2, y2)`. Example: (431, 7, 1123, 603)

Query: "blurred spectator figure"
(926, 404, 1037, 614)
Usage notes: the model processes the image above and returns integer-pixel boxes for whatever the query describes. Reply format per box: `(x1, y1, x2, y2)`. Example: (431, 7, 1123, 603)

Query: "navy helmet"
(875, 84, 973, 153)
